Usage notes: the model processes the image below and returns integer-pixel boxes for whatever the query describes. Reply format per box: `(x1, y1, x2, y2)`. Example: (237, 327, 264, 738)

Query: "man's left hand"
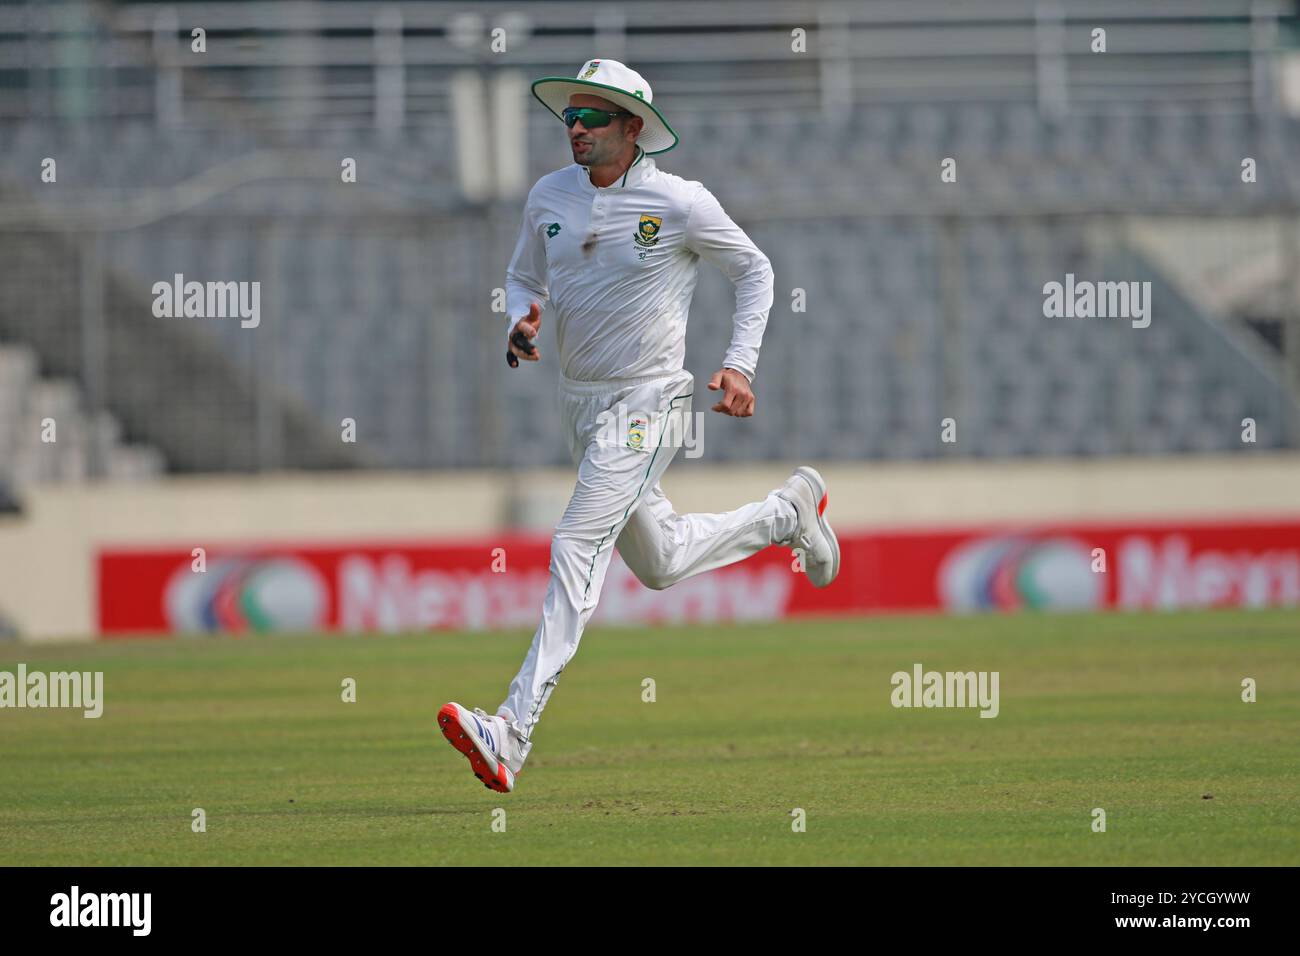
(706, 367, 754, 417)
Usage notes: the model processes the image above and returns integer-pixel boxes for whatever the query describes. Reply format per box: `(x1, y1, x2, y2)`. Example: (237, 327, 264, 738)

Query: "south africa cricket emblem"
(580, 61, 601, 80)
(627, 415, 649, 451)
(633, 214, 663, 247)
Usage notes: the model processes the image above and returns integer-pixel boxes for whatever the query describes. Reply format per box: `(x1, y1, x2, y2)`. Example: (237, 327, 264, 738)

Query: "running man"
(439, 59, 840, 792)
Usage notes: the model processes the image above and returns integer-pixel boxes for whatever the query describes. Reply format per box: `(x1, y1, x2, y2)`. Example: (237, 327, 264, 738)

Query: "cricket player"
(439, 59, 840, 792)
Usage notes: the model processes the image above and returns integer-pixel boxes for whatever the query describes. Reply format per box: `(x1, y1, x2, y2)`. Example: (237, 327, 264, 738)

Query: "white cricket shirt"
(504, 148, 774, 383)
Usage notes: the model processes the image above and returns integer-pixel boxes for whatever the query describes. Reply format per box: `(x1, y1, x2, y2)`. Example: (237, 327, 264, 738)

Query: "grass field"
(1, 610, 1297, 866)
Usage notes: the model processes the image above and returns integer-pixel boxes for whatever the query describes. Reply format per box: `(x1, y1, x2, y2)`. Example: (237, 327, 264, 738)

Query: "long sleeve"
(504, 189, 550, 334)
(683, 183, 774, 383)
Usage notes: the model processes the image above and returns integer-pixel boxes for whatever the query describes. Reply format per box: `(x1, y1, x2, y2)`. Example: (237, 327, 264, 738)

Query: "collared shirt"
(504, 146, 774, 383)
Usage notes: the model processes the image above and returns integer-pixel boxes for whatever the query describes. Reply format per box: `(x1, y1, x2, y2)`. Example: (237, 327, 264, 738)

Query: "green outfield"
(0, 610, 1297, 866)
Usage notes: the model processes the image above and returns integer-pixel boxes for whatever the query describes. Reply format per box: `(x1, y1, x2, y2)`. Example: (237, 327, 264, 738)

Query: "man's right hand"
(508, 303, 543, 364)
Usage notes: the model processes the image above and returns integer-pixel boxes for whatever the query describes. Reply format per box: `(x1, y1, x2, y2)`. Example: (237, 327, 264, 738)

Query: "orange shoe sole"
(438, 703, 513, 793)
(810, 481, 839, 585)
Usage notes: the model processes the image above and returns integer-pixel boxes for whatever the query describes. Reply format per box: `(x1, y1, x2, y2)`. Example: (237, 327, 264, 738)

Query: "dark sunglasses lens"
(564, 107, 611, 129)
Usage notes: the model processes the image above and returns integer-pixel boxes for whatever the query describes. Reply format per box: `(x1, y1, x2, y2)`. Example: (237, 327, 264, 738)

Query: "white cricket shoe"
(437, 702, 527, 793)
(776, 465, 840, 588)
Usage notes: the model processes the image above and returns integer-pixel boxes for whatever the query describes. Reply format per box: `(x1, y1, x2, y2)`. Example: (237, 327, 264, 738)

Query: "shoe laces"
(473, 706, 531, 746)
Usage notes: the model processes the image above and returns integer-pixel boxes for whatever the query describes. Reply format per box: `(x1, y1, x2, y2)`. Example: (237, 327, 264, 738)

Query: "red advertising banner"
(97, 518, 1300, 637)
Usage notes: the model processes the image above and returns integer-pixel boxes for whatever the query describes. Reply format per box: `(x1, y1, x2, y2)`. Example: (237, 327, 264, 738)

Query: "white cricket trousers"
(498, 367, 796, 761)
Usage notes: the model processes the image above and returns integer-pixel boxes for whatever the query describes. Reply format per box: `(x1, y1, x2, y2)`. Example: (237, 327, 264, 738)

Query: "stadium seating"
(1, 97, 1297, 470)
(0, 343, 166, 489)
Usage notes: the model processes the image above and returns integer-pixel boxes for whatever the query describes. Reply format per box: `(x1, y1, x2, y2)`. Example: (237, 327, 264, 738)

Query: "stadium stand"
(0, 0, 1297, 474)
(0, 341, 165, 488)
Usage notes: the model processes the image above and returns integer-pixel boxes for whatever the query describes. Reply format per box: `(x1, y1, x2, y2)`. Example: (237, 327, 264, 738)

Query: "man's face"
(567, 93, 642, 166)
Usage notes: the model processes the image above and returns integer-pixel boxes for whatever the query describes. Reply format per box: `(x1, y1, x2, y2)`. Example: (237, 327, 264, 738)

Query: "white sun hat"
(531, 58, 679, 155)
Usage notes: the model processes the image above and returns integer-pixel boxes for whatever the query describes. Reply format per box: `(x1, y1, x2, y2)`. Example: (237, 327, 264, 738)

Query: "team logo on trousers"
(627, 415, 649, 450)
(633, 214, 663, 247)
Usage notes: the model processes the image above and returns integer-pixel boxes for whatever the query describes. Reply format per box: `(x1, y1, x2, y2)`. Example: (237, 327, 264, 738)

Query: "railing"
(0, 0, 1294, 126)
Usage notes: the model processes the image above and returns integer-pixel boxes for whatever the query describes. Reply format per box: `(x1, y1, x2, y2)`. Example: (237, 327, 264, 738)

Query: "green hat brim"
(531, 76, 679, 155)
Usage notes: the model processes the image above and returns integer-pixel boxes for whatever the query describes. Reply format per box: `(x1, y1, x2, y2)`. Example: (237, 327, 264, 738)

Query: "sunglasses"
(562, 106, 634, 129)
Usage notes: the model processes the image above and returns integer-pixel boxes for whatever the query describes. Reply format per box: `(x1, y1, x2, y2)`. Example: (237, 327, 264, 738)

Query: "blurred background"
(1, 0, 1299, 640)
